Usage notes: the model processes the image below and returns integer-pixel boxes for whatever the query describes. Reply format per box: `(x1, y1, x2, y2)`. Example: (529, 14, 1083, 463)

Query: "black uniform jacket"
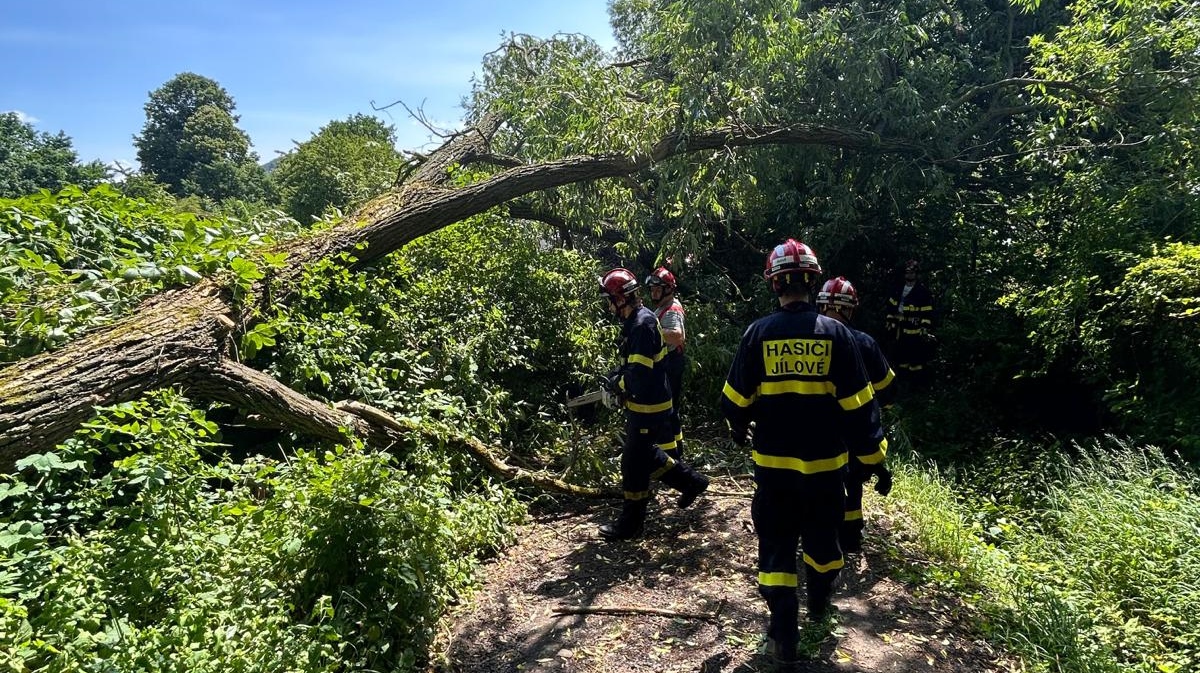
(849, 326, 896, 409)
(721, 301, 887, 478)
(616, 305, 673, 430)
(885, 283, 934, 335)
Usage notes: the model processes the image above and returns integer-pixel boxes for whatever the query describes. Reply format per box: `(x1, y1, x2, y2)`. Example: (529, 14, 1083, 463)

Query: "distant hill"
(261, 155, 284, 174)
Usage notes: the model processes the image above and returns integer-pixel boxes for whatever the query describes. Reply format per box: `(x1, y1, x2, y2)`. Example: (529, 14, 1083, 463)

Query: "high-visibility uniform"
(608, 304, 705, 535)
(842, 326, 894, 550)
(721, 301, 886, 650)
(884, 282, 933, 374)
(654, 297, 686, 459)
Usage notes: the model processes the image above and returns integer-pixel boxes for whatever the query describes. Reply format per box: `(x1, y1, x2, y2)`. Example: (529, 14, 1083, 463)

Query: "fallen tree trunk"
(0, 119, 927, 469)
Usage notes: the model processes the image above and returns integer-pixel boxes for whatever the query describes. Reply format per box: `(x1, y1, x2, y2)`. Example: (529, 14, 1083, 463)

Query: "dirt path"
(436, 477, 1010, 672)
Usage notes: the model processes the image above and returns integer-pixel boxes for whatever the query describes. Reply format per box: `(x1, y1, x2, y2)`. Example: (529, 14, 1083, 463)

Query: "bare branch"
(949, 78, 1111, 109)
(551, 605, 718, 622)
(189, 363, 616, 498)
(610, 56, 653, 69)
(371, 97, 453, 139)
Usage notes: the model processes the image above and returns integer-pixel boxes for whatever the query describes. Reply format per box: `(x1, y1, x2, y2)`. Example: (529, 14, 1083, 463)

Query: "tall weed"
(882, 436, 1200, 673)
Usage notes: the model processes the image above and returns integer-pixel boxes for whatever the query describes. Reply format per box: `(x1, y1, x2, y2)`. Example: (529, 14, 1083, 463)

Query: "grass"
(876, 436, 1200, 673)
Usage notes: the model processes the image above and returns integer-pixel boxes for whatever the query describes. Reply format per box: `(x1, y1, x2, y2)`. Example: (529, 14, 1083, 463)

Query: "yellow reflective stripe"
(844, 509, 863, 521)
(758, 572, 798, 587)
(656, 438, 678, 450)
(628, 353, 655, 368)
(760, 379, 836, 397)
(857, 440, 888, 465)
(874, 369, 895, 392)
(628, 347, 669, 368)
(673, 431, 684, 442)
(857, 451, 885, 466)
(624, 490, 651, 501)
(650, 457, 676, 480)
(901, 328, 924, 335)
(917, 305, 933, 311)
(838, 383, 875, 411)
(753, 450, 848, 474)
(626, 399, 673, 414)
(803, 553, 844, 573)
(722, 381, 757, 407)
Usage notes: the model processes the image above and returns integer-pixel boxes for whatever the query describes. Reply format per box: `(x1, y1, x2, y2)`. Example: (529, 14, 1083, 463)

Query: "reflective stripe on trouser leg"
(799, 482, 845, 614)
(752, 489, 801, 650)
(841, 471, 865, 546)
(622, 420, 679, 497)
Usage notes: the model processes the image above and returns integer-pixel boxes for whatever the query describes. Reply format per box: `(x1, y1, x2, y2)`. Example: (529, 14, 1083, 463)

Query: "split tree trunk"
(0, 118, 925, 470)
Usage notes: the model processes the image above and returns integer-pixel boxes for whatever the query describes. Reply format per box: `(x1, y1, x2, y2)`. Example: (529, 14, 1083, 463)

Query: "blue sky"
(2, 1, 615, 169)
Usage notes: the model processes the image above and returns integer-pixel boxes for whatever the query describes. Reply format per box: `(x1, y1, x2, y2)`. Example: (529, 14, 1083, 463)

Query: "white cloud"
(3, 110, 40, 125)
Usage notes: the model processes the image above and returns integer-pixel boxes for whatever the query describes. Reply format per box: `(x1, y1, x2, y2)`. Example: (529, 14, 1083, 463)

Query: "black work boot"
(806, 587, 835, 622)
(840, 520, 864, 554)
(840, 533, 863, 555)
(599, 500, 648, 540)
(764, 636, 799, 668)
(677, 471, 710, 509)
(661, 463, 709, 509)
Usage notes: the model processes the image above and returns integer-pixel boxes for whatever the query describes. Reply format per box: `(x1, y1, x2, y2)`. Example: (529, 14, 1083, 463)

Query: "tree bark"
(0, 119, 929, 469)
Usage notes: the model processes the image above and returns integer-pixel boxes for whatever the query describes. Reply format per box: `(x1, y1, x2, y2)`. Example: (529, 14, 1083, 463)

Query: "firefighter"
(598, 268, 710, 541)
(721, 240, 886, 664)
(816, 276, 895, 554)
(645, 266, 686, 459)
(884, 259, 934, 381)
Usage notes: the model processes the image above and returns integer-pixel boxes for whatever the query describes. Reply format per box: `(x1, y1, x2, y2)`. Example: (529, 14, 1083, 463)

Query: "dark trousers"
(661, 351, 686, 459)
(618, 419, 700, 526)
(752, 473, 845, 649)
(893, 332, 928, 373)
(841, 471, 866, 550)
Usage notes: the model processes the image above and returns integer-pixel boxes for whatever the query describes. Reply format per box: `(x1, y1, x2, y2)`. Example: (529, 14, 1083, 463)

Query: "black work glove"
(872, 464, 893, 496)
(603, 370, 623, 393)
(728, 421, 753, 447)
(848, 460, 873, 484)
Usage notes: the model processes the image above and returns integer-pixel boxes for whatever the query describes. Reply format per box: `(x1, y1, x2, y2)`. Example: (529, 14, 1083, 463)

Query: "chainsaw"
(565, 387, 619, 409)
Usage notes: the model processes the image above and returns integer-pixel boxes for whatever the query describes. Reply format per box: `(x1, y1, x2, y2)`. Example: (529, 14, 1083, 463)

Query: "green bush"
(1084, 243, 1200, 458)
(0, 184, 302, 361)
(0, 390, 523, 672)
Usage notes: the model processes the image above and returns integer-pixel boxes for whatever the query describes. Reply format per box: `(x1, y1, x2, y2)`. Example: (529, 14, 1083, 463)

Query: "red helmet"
(764, 239, 822, 290)
(644, 267, 676, 290)
(599, 268, 639, 301)
(817, 276, 859, 308)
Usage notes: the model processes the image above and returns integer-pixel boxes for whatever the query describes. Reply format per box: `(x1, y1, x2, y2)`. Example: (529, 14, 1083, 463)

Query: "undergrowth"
(0, 391, 524, 672)
(880, 435, 1200, 673)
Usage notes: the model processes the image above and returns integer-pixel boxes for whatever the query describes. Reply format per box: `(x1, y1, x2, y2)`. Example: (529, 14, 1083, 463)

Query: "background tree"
(271, 114, 405, 223)
(133, 72, 268, 203)
(0, 112, 109, 198)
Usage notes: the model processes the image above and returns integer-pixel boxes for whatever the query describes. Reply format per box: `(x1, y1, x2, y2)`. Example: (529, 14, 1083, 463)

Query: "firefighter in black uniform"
(817, 276, 895, 553)
(721, 241, 887, 664)
(884, 259, 934, 381)
(645, 266, 686, 459)
(598, 268, 709, 541)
